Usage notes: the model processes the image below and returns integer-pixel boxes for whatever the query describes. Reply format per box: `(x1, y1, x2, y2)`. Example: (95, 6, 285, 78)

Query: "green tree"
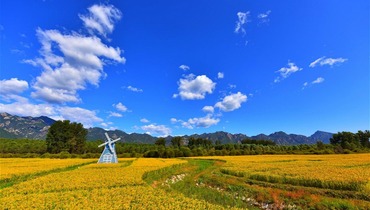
(155, 137, 166, 146)
(357, 130, 370, 148)
(330, 131, 360, 150)
(46, 120, 87, 154)
(171, 136, 183, 148)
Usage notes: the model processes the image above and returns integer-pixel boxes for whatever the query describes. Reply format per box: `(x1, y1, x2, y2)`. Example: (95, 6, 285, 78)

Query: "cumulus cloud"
(0, 78, 29, 101)
(179, 65, 190, 71)
(202, 106, 214, 113)
(312, 77, 325, 84)
(79, 4, 122, 37)
(217, 72, 224, 79)
(108, 111, 122, 118)
(127, 85, 143, 92)
(173, 74, 216, 100)
(274, 62, 302, 83)
(170, 118, 179, 124)
(141, 124, 171, 137)
(140, 118, 149, 123)
(309, 56, 348, 68)
(235, 11, 250, 35)
(182, 114, 220, 129)
(114, 102, 128, 112)
(0, 101, 103, 127)
(0, 101, 55, 117)
(23, 4, 124, 104)
(58, 106, 103, 127)
(215, 92, 247, 112)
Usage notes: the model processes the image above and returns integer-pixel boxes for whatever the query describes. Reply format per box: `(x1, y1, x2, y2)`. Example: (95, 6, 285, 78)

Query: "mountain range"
(0, 112, 333, 145)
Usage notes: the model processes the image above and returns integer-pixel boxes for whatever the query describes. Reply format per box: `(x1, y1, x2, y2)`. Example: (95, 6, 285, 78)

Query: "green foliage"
(171, 136, 183, 147)
(0, 139, 46, 154)
(1, 130, 369, 158)
(155, 137, 166, 146)
(46, 120, 87, 154)
(330, 130, 370, 152)
(241, 138, 276, 146)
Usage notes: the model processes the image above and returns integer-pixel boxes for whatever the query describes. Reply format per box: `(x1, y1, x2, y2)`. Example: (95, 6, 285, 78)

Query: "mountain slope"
(0, 112, 55, 139)
(0, 113, 333, 145)
(87, 127, 156, 143)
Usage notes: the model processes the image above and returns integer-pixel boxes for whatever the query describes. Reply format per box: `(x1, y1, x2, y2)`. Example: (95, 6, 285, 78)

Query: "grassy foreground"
(1, 154, 369, 209)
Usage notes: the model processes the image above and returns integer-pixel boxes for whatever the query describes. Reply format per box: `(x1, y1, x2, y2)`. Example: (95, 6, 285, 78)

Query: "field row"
(1, 158, 241, 210)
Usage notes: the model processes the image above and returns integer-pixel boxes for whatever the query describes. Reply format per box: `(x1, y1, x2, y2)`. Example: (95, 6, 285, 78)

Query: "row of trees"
(1, 120, 369, 158)
(0, 138, 342, 158)
(330, 130, 370, 151)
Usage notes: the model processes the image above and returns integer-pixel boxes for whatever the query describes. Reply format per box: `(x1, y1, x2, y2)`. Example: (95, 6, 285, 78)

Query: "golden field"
(204, 154, 370, 183)
(0, 158, 95, 179)
(0, 158, 240, 210)
(1, 155, 370, 209)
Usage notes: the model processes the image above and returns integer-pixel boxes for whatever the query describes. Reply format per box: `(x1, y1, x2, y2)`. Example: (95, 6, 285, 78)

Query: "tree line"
(0, 120, 369, 158)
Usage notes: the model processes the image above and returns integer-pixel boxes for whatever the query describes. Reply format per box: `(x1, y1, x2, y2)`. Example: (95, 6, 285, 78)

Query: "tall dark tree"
(357, 130, 370, 148)
(155, 137, 166, 146)
(171, 136, 183, 147)
(46, 120, 87, 154)
(330, 131, 360, 150)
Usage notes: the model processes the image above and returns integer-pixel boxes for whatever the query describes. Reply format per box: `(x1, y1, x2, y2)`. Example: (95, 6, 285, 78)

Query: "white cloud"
(0, 101, 103, 128)
(29, 29, 125, 103)
(140, 118, 149, 123)
(115, 102, 128, 112)
(215, 92, 247, 112)
(217, 72, 224, 79)
(309, 56, 348, 68)
(79, 4, 122, 37)
(235, 11, 250, 35)
(174, 74, 216, 100)
(202, 106, 214, 113)
(0, 78, 29, 101)
(258, 10, 271, 23)
(179, 65, 190, 71)
(141, 124, 171, 137)
(127, 85, 143, 92)
(58, 106, 103, 127)
(23, 4, 124, 104)
(303, 77, 325, 89)
(274, 62, 302, 83)
(312, 77, 325, 84)
(0, 101, 56, 117)
(170, 118, 178, 124)
(108, 111, 122, 117)
(182, 114, 220, 129)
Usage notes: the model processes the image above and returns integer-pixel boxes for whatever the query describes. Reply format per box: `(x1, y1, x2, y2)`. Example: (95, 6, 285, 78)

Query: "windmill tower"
(97, 133, 121, 163)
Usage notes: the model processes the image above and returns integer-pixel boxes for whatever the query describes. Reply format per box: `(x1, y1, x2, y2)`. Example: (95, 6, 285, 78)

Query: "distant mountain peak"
(0, 113, 334, 145)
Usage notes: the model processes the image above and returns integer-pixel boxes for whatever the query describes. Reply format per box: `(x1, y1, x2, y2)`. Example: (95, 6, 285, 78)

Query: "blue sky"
(0, 0, 369, 137)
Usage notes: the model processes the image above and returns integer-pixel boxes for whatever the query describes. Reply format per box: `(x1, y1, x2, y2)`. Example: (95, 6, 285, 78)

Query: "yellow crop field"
(198, 154, 370, 192)
(212, 154, 370, 181)
(1, 155, 370, 209)
(0, 158, 95, 179)
(0, 158, 240, 210)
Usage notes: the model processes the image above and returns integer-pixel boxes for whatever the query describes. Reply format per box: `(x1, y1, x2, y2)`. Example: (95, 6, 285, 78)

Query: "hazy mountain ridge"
(0, 113, 333, 144)
(0, 113, 53, 139)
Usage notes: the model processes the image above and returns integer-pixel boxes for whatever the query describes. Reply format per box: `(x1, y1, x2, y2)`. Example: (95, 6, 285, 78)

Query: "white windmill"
(97, 132, 121, 163)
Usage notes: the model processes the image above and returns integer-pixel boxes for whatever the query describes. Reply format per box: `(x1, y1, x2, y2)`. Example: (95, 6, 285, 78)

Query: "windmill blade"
(98, 142, 108, 147)
(111, 138, 121, 144)
(104, 132, 111, 141)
